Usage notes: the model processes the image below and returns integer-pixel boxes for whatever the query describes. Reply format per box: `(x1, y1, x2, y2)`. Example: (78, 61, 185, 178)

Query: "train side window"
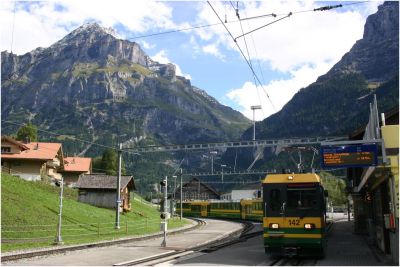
(270, 189, 281, 211)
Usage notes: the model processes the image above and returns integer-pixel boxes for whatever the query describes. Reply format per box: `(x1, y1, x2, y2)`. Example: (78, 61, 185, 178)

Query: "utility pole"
(54, 177, 64, 245)
(173, 175, 177, 216)
(251, 105, 261, 141)
(221, 164, 226, 193)
(115, 143, 122, 229)
(160, 176, 168, 247)
(210, 151, 217, 174)
(180, 168, 183, 220)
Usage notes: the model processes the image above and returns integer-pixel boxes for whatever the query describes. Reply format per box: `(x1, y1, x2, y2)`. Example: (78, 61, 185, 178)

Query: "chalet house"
(60, 157, 92, 187)
(1, 136, 64, 181)
(76, 174, 136, 211)
(174, 177, 220, 200)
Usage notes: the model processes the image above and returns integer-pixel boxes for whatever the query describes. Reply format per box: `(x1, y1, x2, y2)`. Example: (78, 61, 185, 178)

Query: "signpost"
(321, 144, 378, 169)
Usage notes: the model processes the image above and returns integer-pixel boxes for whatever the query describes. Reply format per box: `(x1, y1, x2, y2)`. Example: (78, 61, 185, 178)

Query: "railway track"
(113, 219, 260, 266)
(269, 257, 319, 266)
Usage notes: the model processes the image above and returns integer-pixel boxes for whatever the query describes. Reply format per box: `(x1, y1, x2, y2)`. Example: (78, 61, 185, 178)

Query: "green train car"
(262, 173, 327, 257)
(176, 199, 263, 221)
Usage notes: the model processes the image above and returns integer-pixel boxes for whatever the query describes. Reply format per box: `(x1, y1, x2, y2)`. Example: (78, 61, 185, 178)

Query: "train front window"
(287, 188, 317, 210)
(269, 189, 282, 211)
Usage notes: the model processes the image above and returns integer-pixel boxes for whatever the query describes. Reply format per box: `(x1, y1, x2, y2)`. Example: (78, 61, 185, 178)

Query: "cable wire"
(207, 1, 276, 111)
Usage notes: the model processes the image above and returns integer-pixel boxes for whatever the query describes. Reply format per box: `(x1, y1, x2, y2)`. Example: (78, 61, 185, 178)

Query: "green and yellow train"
(178, 198, 263, 221)
(176, 173, 327, 258)
(262, 173, 327, 257)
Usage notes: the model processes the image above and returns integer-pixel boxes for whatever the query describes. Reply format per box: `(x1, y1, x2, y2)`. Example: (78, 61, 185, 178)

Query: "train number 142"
(288, 219, 300, 226)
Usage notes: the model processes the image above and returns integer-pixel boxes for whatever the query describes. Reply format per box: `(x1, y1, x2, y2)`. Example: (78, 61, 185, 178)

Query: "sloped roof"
(1, 137, 62, 161)
(184, 177, 220, 196)
(1, 136, 29, 150)
(62, 157, 92, 172)
(76, 174, 135, 190)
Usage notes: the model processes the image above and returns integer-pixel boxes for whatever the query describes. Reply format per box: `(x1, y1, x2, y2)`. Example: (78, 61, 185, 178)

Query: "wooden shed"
(76, 174, 136, 211)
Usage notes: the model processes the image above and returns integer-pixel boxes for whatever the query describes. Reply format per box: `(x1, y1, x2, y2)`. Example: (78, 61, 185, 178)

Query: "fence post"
(125, 216, 128, 234)
(146, 217, 148, 232)
(97, 223, 100, 238)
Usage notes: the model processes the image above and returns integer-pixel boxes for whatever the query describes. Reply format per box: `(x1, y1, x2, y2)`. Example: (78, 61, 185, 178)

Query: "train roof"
(262, 173, 321, 184)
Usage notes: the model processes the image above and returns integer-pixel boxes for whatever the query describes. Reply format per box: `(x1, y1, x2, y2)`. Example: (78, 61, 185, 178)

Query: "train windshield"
(264, 183, 324, 217)
(287, 188, 317, 210)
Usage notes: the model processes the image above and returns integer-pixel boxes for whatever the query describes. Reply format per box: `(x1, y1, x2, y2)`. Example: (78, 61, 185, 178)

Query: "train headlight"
(269, 223, 279, 229)
(304, 223, 315, 229)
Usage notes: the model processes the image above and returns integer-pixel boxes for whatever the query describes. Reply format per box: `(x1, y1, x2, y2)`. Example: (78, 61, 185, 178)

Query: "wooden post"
(125, 216, 128, 234)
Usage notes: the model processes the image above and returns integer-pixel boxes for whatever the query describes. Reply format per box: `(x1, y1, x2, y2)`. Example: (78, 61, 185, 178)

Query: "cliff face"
(322, 1, 399, 82)
(1, 23, 250, 155)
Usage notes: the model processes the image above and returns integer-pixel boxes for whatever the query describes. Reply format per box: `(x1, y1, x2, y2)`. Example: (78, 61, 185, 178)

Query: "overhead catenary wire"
(1, 120, 132, 155)
(207, 1, 276, 111)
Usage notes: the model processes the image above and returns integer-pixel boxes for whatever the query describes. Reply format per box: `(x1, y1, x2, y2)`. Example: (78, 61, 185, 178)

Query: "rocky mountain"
(225, 1, 399, 171)
(1, 23, 250, 156)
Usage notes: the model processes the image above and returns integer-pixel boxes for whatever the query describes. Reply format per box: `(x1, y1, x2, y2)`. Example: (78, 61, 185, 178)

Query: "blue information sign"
(321, 144, 378, 169)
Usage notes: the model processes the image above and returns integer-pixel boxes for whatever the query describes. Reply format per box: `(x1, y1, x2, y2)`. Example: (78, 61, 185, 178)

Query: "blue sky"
(0, 0, 382, 120)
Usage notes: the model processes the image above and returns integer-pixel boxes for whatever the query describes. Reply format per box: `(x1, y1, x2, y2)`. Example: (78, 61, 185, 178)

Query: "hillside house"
(174, 177, 220, 200)
(76, 174, 136, 211)
(1, 136, 64, 181)
(60, 157, 92, 187)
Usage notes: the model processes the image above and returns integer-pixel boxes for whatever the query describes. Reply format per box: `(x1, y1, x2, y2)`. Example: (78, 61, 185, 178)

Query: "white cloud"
(151, 50, 192, 80)
(227, 62, 333, 120)
(0, 0, 176, 55)
(195, 1, 379, 73)
(202, 43, 225, 60)
(139, 40, 156, 50)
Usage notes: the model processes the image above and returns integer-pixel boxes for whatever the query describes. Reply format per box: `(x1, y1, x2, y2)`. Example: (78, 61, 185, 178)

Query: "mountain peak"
(71, 22, 121, 39)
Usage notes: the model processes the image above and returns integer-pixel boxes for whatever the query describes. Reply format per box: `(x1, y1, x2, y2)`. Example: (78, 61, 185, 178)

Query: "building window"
(1, 147, 11, 153)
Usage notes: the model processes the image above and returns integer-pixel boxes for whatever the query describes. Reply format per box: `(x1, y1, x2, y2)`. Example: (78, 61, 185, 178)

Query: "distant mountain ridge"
(1, 23, 250, 156)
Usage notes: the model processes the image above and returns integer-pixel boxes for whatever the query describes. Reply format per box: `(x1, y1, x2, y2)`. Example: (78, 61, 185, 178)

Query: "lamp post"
(251, 105, 262, 141)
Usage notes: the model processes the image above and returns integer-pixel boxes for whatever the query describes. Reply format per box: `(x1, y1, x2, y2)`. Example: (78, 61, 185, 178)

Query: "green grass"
(1, 173, 189, 252)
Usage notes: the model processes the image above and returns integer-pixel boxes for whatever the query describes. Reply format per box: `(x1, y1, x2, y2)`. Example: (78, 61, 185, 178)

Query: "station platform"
(2, 218, 244, 266)
(317, 219, 395, 266)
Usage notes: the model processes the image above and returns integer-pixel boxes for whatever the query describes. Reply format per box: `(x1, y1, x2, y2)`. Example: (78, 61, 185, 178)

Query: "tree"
(96, 148, 126, 175)
(16, 123, 38, 142)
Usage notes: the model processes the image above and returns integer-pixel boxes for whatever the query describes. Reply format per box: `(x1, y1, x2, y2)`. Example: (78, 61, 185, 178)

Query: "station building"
(348, 106, 398, 265)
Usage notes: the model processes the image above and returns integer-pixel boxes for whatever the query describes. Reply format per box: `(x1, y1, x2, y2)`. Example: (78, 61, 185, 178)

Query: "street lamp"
(210, 151, 217, 174)
(250, 105, 262, 141)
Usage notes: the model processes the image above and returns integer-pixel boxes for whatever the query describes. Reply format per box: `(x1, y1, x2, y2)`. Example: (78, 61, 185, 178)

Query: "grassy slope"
(1, 173, 188, 251)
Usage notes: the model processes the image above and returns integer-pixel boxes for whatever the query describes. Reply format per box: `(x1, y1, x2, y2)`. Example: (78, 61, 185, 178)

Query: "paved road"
(3, 219, 243, 266)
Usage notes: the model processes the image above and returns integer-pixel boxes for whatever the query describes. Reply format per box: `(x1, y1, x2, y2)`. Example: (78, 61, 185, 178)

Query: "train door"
(201, 204, 208, 217)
